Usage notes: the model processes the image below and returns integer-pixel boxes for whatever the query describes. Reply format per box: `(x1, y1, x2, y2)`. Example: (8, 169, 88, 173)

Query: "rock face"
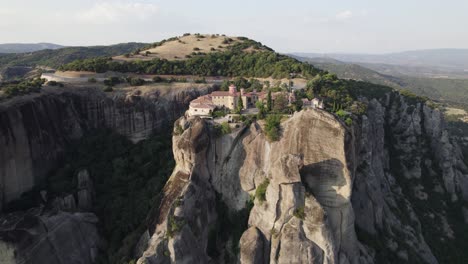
(0, 168, 100, 264)
(137, 109, 368, 264)
(352, 94, 468, 263)
(0, 85, 212, 210)
(137, 93, 468, 264)
(240, 227, 265, 264)
(0, 208, 99, 264)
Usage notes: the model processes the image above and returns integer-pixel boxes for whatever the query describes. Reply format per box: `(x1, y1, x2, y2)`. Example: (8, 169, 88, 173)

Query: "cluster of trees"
(102, 76, 146, 87)
(152, 76, 187, 83)
(219, 77, 264, 92)
(46, 80, 64, 87)
(59, 49, 320, 79)
(0, 78, 45, 98)
(0, 43, 148, 76)
(264, 114, 282, 141)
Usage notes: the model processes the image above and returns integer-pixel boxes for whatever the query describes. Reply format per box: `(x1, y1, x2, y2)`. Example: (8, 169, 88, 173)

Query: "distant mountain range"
(0, 43, 64, 53)
(293, 49, 468, 79)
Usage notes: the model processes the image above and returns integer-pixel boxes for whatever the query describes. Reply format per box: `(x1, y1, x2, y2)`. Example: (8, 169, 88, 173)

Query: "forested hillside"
(0, 43, 148, 80)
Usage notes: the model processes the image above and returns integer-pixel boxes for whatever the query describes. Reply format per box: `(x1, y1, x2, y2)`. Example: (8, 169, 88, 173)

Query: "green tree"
(293, 96, 303, 112)
(221, 122, 231, 134)
(255, 101, 266, 119)
(273, 93, 288, 113)
(267, 90, 272, 112)
(264, 115, 282, 141)
(237, 96, 244, 113)
(220, 80, 230, 91)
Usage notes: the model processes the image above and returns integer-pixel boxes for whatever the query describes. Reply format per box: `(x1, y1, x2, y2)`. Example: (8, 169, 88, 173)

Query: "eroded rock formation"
(0, 85, 212, 210)
(0, 209, 99, 264)
(137, 109, 369, 264)
(137, 93, 468, 264)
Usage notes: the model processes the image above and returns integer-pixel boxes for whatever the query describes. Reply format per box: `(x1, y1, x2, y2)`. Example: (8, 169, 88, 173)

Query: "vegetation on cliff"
(46, 130, 174, 264)
(0, 77, 45, 98)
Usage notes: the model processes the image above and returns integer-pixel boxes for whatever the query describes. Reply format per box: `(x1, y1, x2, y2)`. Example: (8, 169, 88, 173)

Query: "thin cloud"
(335, 10, 353, 21)
(77, 2, 159, 24)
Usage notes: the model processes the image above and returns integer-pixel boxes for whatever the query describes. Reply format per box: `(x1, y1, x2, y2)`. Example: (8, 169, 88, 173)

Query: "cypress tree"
(267, 90, 272, 112)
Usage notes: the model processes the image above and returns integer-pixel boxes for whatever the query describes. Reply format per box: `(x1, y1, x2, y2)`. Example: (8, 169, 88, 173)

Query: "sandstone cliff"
(136, 93, 468, 264)
(0, 169, 99, 264)
(0, 209, 99, 264)
(137, 109, 370, 264)
(352, 93, 468, 263)
(0, 85, 212, 210)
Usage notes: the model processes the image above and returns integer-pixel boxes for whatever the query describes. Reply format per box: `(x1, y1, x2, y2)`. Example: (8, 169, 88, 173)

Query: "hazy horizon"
(1, 0, 468, 54)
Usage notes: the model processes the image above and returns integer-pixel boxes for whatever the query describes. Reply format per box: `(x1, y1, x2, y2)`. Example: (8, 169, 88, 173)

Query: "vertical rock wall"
(0, 86, 212, 211)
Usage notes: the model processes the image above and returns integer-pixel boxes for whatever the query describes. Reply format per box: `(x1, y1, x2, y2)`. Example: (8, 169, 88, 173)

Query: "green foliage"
(127, 77, 145, 86)
(45, 130, 174, 264)
(255, 179, 270, 202)
(47, 80, 58, 86)
(103, 86, 113, 92)
(220, 122, 231, 135)
(312, 57, 468, 110)
(0, 78, 44, 98)
(59, 48, 320, 79)
(293, 206, 305, 220)
(255, 101, 267, 119)
(272, 93, 288, 113)
(152, 76, 187, 83)
(292, 95, 303, 112)
(103, 76, 123, 86)
(236, 96, 244, 113)
(88, 77, 97, 83)
(194, 77, 206, 83)
(212, 108, 229, 118)
(213, 122, 232, 137)
(335, 109, 348, 119)
(167, 215, 185, 238)
(208, 192, 253, 262)
(345, 79, 393, 100)
(264, 115, 282, 141)
(0, 43, 148, 76)
(267, 90, 272, 112)
(173, 124, 184, 136)
(399, 89, 428, 105)
(345, 117, 353, 126)
(348, 101, 368, 115)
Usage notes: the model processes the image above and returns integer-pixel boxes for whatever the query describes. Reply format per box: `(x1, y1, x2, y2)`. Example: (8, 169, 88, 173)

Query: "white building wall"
(188, 106, 213, 116)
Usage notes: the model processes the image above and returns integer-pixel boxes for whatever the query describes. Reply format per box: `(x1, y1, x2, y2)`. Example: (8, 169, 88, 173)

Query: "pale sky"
(0, 0, 467, 53)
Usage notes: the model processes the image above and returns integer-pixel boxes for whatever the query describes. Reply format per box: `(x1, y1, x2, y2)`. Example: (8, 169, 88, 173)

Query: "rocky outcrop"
(0, 208, 99, 264)
(137, 109, 369, 264)
(0, 168, 100, 264)
(0, 85, 212, 210)
(240, 227, 266, 264)
(137, 93, 468, 264)
(352, 93, 468, 263)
